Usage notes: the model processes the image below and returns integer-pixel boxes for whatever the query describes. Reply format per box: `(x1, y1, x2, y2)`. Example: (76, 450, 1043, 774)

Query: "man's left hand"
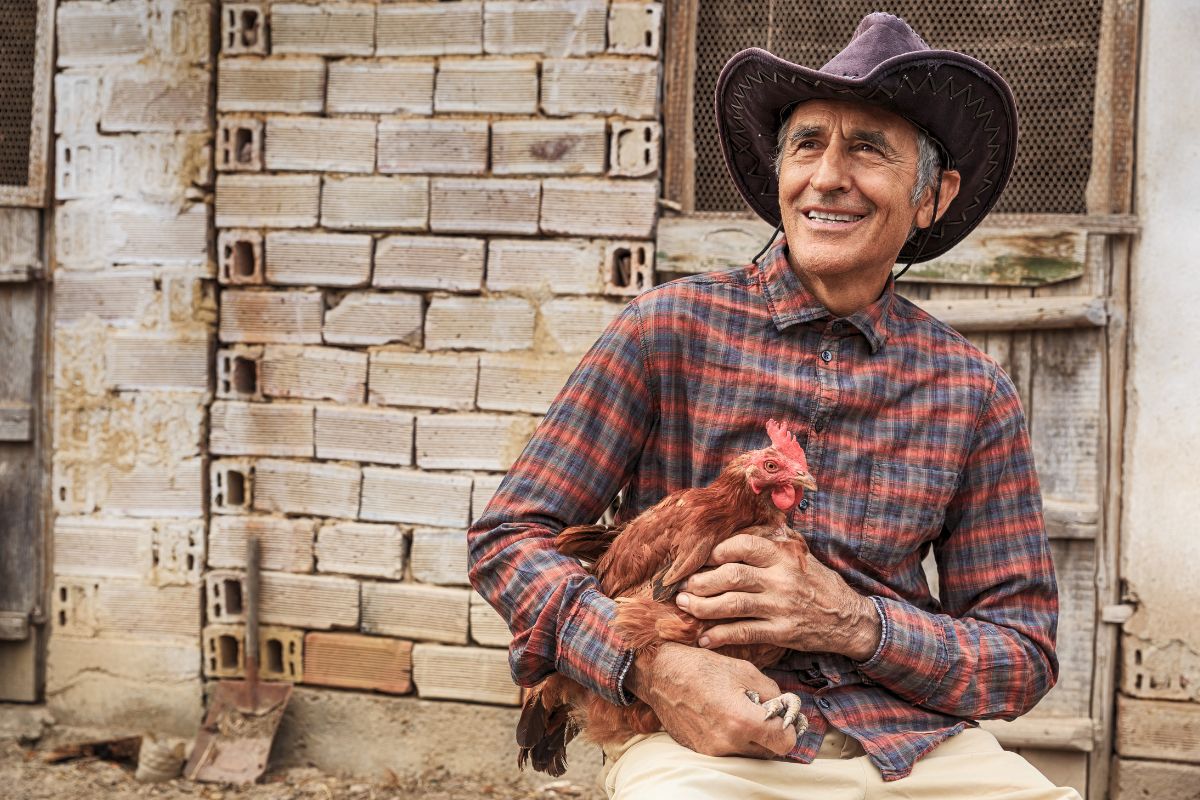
(675, 533, 883, 661)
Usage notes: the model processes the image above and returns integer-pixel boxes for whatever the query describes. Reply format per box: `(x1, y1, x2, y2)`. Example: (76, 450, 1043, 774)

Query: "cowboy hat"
(715, 12, 1018, 263)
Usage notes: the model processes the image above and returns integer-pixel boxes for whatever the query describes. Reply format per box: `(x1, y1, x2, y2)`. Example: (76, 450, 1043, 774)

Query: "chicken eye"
(764, 460, 779, 472)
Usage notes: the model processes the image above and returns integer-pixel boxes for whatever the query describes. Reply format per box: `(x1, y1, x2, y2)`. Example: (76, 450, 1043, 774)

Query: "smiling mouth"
(806, 210, 866, 224)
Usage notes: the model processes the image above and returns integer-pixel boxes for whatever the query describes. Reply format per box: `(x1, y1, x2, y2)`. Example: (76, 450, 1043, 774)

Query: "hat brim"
(715, 48, 1018, 263)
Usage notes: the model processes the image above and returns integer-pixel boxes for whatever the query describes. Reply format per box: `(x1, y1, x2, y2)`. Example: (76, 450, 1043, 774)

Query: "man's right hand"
(625, 642, 797, 758)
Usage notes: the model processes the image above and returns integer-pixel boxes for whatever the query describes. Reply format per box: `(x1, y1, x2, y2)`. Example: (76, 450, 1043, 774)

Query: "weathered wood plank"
(1044, 498, 1099, 540)
(1034, 539, 1097, 718)
(1029, 330, 1104, 503)
(1116, 696, 1200, 763)
(661, 0, 698, 212)
(904, 228, 1086, 287)
(915, 296, 1107, 332)
(0, 403, 32, 441)
(980, 715, 1095, 752)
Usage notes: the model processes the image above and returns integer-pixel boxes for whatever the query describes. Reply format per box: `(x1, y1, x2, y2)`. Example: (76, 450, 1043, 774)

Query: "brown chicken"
(517, 420, 818, 775)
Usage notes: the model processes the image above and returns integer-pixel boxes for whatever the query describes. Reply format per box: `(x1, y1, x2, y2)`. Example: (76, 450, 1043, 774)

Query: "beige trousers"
(602, 728, 1083, 800)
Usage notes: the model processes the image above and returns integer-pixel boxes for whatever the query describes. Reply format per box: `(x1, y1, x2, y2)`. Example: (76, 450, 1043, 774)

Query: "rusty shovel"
(185, 536, 292, 784)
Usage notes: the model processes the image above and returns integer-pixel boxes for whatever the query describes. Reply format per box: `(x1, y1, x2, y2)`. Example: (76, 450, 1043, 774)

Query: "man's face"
(776, 99, 945, 283)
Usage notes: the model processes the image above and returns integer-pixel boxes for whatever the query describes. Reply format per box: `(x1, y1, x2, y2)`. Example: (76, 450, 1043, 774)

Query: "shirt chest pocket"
(860, 461, 959, 577)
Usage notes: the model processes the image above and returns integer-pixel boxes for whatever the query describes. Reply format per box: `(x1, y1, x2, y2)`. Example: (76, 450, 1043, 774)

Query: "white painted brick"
(416, 413, 537, 470)
(0, 208, 39, 278)
(209, 516, 316, 573)
(359, 468, 472, 527)
(542, 58, 657, 118)
(470, 474, 504, 523)
(429, 178, 540, 235)
(327, 60, 433, 114)
(315, 521, 406, 579)
(322, 176, 429, 231)
(53, 516, 151, 580)
(219, 229, 266, 285)
(368, 352, 478, 410)
(220, 289, 324, 344)
(57, 133, 212, 201)
(261, 346, 367, 403)
(270, 3, 375, 56)
(411, 644, 519, 705)
(603, 240, 655, 295)
(374, 235, 484, 291)
(484, 0, 606, 56)
(435, 60, 537, 114)
(609, 120, 661, 177)
(491, 118, 605, 175)
(104, 459, 205, 518)
(410, 527, 468, 585)
(254, 459, 362, 518)
(486, 238, 602, 294)
(54, 200, 108, 269)
(149, 519, 207, 586)
(477, 353, 573, 413)
(361, 582, 468, 643)
(216, 174, 321, 228)
(54, 577, 201, 638)
(110, 202, 208, 266)
(425, 295, 534, 352)
(315, 405, 415, 465)
(55, 135, 122, 199)
(152, 0, 214, 66)
(265, 231, 372, 287)
(58, 2, 149, 67)
(323, 292, 423, 347)
(54, 270, 155, 325)
(260, 571, 360, 629)
(540, 296, 623, 352)
(221, 3, 267, 55)
(265, 116, 376, 173)
(106, 334, 210, 391)
(540, 178, 657, 237)
(210, 400, 315, 457)
(217, 117, 264, 172)
(218, 57, 326, 113)
(377, 119, 487, 175)
(55, 70, 103, 134)
(470, 591, 513, 647)
(608, 2, 661, 55)
(101, 68, 210, 132)
(376, 2, 482, 56)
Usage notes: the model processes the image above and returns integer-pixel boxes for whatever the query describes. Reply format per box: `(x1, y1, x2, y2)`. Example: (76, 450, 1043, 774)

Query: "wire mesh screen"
(693, 0, 1104, 214)
(0, 0, 39, 188)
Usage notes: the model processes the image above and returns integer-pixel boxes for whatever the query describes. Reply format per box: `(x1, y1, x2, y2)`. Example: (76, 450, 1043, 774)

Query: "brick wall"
(209, 0, 662, 703)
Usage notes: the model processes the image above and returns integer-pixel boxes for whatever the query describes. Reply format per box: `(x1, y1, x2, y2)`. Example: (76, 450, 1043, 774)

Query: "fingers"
(685, 561, 766, 597)
(696, 620, 780, 649)
(706, 533, 781, 569)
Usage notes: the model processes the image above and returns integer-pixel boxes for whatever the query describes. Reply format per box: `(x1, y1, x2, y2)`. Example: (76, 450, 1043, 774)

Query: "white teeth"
(807, 211, 863, 222)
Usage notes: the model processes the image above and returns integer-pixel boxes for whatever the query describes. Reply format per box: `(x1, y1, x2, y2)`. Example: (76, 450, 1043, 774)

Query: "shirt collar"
(757, 238, 893, 353)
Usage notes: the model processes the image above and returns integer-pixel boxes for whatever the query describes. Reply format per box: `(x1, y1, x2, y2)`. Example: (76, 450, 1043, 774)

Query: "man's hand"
(626, 642, 797, 758)
(676, 534, 882, 661)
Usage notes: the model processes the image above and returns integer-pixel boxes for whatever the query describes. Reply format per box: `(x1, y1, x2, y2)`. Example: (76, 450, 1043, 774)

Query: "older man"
(470, 13, 1076, 799)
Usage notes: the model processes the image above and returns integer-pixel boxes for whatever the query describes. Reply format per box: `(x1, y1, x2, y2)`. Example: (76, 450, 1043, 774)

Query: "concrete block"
(609, 120, 660, 177)
(0, 207, 40, 279)
(1113, 758, 1200, 800)
(151, 520, 207, 586)
(361, 582, 469, 644)
(218, 57, 326, 113)
(205, 570, 248, 623)
(210, 458, 255, 514)
(265, 231, 372, 288)
(315, 405, 415, 465)
(376, 2, 482, 56)
(303, 632, 413, 694)
(216, 346, 263, 400)
(322, 176, 429, 231)
(261, 625, 305, 681)
(210, 400, 315, 457)
(55, 135, 122, 199)
(470, 591, 512, 647)
(542, 58, 657, 118)
(608, 2, 661, 55)
(486, 238, 602, 294)
(104, 459, 205, 517)
(203, 624, 245, 678)
(484, 0, 606, 56)
(217, 116, 263, 172)
(57, 1, 149, 67)
(368, 352, 478, 410)
(216, 174, 321, 228)
(377, 119, 488, 175)
(110, 202, 208, 266)
(54, 577, 200, 638)
(265, 116, 377, 173)
(53, 516, 150, 580)
(374, 235, 484, 291)
(540, 178, 658, 237)
(152, 0, 215, 66)
(359, 468, 472, 527)
(540, 296, 622, 352)
(53, 458, 101, 515)
(261, 346, 368, 403)
(430, 178, 539, 235)
(435, 59, 537, 114)
(315, 521, 407, 579)
(412, 644, 519, 705)
(101, 68, 211, 132)
(55, 70, 103, 134)
(327, 59, 433, 114)
(410, 528, 468, 586)
(221, 2, 267, 55)
(208, 515, 317, 572)
(106, 333, 210, 391)
(491, 118, 605, 176)
(54, 270, 155, 325)
(270, 3, 375, 56)
(470, 474, 504, 523)
(323, 292, 423, 347)
(425, 295, 535, 351)
(219, 289, 324, 344)
(219, 230, 264, 285)
(477, 353, 573, 413)
(603, 240, 655, 295)
(416, 413, 537, 471)
(254, 458, 362, 518)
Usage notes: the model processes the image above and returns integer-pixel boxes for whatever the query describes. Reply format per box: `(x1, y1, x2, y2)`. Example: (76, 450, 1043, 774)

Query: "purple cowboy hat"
(715, 12, 1018, 263)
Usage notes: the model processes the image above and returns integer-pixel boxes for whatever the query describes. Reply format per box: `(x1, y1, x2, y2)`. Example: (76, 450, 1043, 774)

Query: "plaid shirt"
(468, 240, 1059, 781)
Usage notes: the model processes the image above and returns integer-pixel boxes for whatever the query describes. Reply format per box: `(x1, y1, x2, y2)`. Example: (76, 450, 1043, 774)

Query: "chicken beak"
(793, 474, 818, 493)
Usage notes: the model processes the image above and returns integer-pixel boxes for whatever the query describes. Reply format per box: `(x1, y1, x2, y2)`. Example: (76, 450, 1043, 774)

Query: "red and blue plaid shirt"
(468, 240, 1059, 781)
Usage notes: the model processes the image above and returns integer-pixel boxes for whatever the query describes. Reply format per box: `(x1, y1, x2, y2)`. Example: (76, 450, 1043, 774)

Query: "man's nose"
(809, 146, 852, 194)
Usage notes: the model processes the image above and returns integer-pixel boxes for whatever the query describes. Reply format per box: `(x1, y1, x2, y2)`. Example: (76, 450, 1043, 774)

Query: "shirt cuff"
(555, 587, 636, 707)
(856, 595, 951, 706)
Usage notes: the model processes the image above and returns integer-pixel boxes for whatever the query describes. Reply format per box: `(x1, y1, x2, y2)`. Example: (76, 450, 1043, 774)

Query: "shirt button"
(831, 321, 844, 332)
(798, 498, 810, 511)
(820, 350, 833, 363)
(817, 698, 832, 710)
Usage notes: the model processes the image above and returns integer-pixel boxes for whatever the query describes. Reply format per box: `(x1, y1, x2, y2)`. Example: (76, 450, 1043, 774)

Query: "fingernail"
(698, 636, 710, 647)
(676, 593, 689, 608)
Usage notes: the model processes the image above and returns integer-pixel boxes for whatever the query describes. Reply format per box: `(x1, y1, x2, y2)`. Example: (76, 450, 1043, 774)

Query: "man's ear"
(916, 169, 962, 228)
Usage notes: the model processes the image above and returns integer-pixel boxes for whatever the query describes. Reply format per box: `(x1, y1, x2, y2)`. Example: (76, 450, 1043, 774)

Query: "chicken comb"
(766, 419, 809, 469)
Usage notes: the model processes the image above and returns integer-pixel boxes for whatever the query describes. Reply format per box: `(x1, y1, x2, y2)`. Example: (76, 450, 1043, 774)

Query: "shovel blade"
(184, 679, 292, 784)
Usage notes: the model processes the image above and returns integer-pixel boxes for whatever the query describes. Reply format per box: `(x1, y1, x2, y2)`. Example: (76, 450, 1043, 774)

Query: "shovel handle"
(246, 536, 260, 693)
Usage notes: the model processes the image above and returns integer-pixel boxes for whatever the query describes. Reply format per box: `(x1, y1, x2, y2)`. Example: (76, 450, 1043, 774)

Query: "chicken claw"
(744, 690, 809, 734)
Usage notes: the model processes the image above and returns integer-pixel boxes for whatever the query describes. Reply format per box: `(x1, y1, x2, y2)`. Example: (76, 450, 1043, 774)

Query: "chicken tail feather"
(556, 523, 621, 564)
(517, 680, 580, 777)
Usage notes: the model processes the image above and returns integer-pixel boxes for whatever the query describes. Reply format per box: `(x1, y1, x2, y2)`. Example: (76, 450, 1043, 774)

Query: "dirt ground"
(0, 734, 604, 800)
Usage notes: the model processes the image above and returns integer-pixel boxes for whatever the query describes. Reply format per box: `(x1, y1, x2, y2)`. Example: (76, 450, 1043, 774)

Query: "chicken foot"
(745, 690, 808, 735)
